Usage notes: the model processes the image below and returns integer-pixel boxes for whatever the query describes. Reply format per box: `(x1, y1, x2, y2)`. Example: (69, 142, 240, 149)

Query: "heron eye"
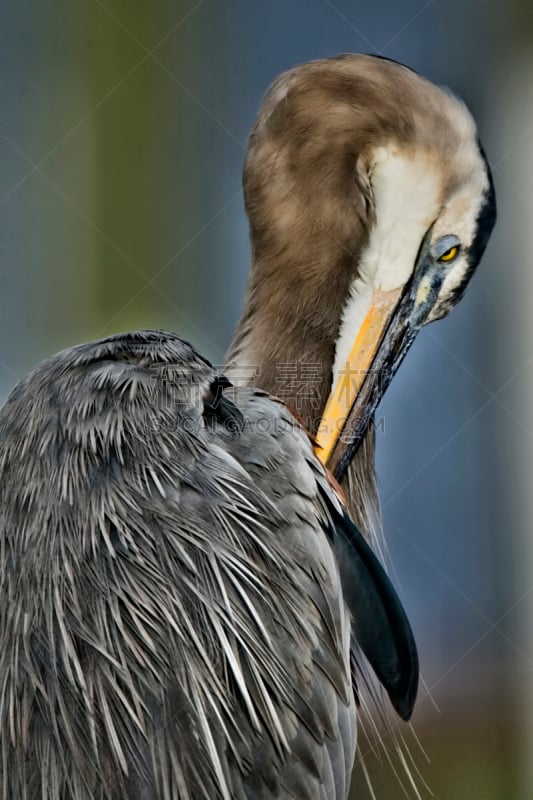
(438, 245, 459, 263)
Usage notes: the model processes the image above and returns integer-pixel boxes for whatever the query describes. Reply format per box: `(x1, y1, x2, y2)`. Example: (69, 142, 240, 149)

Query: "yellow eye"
(438, 245, 459, 263)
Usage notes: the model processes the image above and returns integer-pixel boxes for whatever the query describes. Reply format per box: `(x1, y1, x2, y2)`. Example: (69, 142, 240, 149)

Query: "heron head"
(240, 54, 496, 478)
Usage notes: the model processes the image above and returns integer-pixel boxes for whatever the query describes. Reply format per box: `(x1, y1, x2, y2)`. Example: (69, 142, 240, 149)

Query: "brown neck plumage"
(227, 63, 382, 432)
(226, 54, 439, 539)
(224, 58, 391, 538)
(227, 282, 380, 542)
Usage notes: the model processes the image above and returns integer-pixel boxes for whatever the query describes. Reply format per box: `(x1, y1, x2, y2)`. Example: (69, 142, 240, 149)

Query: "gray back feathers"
(0, 330, 355, 799)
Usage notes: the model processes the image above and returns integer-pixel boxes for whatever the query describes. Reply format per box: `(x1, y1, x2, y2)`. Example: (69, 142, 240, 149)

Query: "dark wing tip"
(325, 501, 419, 720)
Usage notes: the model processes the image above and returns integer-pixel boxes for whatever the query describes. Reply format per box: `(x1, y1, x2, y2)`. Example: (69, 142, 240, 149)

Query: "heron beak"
(315, 233, 440, 480)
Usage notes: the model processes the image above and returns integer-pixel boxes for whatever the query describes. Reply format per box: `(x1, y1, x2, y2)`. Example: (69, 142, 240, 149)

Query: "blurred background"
(0, 1, 531, 797)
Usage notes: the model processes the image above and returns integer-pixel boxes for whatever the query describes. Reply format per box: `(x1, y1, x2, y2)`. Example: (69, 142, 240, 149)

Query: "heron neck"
(226, 257, 382, 542)
(226, 285, 381, 542)
(226, 268, 336, 435)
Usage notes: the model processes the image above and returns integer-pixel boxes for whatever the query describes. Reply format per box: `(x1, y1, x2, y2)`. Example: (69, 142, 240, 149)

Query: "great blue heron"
(0, 55, 495, 799)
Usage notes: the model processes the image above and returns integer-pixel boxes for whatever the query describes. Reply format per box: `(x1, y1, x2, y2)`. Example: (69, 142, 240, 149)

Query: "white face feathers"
(334, 95, 493, 383)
